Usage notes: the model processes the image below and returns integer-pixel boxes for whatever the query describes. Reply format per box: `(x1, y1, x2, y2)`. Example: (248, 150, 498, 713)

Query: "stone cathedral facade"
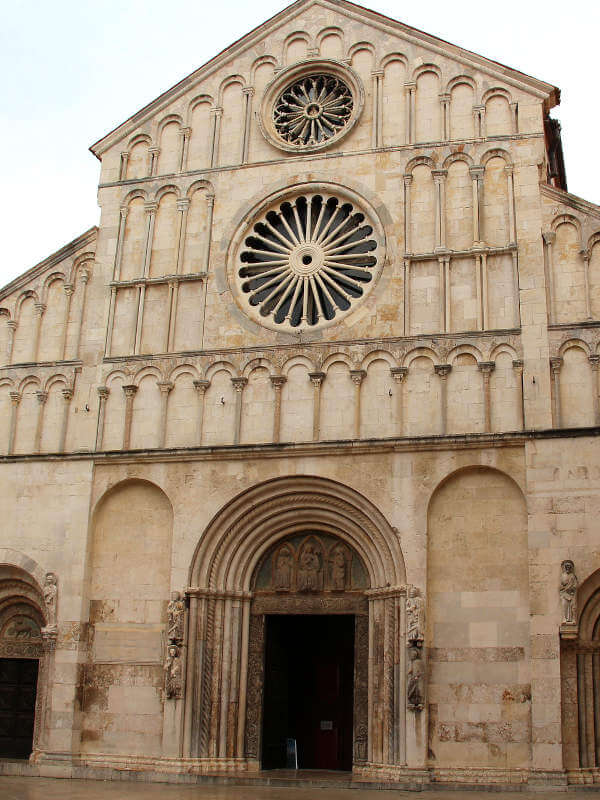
(2, 0, 600, 789)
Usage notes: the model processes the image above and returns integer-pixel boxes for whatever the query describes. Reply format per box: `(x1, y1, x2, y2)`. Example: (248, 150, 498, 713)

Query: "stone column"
(589, 355, 600, 425)
(434, 364, 451, 435)
(242, 87, 254, 164)
(505, 164, 516, 245)
(309, 372, 325, 441)
(105, 286, 117, 357)
(350, 369, 366, 439)
(6, 320, 16, 363)
(122, 384, 138, 449)
(550, 357, 563, 429)
(119, 151, 129, 180)
(166, 280, 178, 353)
(142, 201, 158, 279)
(175, 197, 190, 275)
(440, 93, 450, 140)
(8, 391, 20, 454)
(403, 174, 413, 254)
(193, 379, 209, 445)
(157, 381, 173, 448)
(59, 388, 73, 453)
(231, 377, 248, 445)
(204, 194, 215, 274)
(148, 146, 160, 177)
(60, 283, 74, 361)
(390, 367, 408, 436)
(478, 361, 495, 432)
(404, 82, 416, 144)
(543, 231, 557, 324)
(403, 258, 411, 336)
(270, 375, 286, 443)
(113, 206, 129, 281)
(582, 249, 592, 320)
(74, 269, 90, 359)
(513, 359, 525, 430)
(371, 70, 384, 148)
(477, 104, 486, 137)
(510, 101, 519, 133)
(481, 251, 489, 330)
(210, 107, 223, 168)
(432, 169, 447, 251)
(34, 390, 48, 453)
(95, 386, 109, 451)
(33, 303, 46, 362)
(469, 166, 484, 246)
(178, 126, 191, 172)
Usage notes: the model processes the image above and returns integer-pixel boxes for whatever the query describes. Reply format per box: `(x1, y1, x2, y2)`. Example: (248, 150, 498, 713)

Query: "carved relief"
(244, 613, 265, 759)
(273, 545, 293, 590)
(560, 559, 578, 625)
(406, 585, 425, 644)
(297, 539, 323, 592)
(167, 591, 185, 642)
(407, 644, 424, 711)
(164, 643, 183, 699)
(42, 572, 58, 630)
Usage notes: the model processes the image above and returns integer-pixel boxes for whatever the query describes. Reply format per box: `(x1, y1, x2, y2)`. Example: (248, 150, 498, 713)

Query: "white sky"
(1, 0, 598, 288)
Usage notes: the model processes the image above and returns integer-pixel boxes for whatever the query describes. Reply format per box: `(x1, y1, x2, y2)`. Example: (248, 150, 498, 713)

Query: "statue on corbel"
(164, 591, 186, 699)
(559, 559, 579, 639)
(406, 585, 425, 711)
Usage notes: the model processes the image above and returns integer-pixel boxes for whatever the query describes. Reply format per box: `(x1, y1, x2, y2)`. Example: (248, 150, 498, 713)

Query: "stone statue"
(164, 644, 183, 699)
(407, 645, 424, 711)
(167, 592, 185, 642)
(297, 544, 321, 592)
(406, 586, 425, 643)
(43, 572, 58, 629)
(331, 548, 346, 590)
(560, 560, 578, 624)
(273, 547, 292, 590)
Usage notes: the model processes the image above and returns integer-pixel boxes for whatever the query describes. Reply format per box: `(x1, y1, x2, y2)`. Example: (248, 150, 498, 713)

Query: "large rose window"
(230, 186, 385, 333)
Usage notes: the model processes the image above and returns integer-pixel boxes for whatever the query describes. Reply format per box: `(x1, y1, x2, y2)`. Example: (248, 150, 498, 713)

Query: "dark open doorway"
(261, 614, 354, 771)
(0, 658, 39, 759)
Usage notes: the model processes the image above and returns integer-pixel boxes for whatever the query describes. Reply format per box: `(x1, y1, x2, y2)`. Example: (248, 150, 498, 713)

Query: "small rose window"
(273, 75, 353, 147)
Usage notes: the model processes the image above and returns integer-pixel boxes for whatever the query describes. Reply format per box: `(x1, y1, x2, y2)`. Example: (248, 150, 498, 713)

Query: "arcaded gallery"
(1, 0, 600, 790)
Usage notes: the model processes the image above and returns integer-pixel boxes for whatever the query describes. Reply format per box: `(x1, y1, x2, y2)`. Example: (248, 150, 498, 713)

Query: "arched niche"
(184, 476, 408, 774)
(427, 466, 529, 771)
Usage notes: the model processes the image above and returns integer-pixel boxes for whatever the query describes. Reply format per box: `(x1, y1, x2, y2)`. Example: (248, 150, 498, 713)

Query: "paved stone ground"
(2, 776, 600, 799)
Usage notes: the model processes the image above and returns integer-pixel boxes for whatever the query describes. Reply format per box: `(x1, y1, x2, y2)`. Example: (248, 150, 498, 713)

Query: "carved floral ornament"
(259, 60, 364, 153)
(230, 183, 385, 333)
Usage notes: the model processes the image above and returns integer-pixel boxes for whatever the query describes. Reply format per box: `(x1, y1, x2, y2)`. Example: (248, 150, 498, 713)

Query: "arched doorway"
(0, 563, 48, 759)
(184, 475, 407, 775)
(561, 568, 600, 771)
(250, 532, 369, 771)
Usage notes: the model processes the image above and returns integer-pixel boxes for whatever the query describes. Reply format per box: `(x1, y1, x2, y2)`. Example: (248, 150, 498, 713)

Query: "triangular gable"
(89, 0, 559, 159)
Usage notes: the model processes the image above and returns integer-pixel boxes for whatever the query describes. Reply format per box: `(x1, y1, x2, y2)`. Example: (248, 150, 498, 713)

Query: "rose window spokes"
(274, 75, 353, 147)
(238, 193, 379, 328)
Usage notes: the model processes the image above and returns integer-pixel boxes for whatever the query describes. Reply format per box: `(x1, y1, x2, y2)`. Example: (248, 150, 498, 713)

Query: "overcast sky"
(1, 0, 598, 288)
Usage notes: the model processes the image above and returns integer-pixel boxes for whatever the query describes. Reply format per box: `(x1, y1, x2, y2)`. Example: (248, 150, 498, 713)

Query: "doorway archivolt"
(183, 475, 407, 772)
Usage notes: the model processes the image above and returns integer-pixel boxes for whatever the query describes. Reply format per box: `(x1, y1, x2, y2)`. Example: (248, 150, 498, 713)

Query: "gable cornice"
(89, 0, 559, 159)
(541, 184, 600, 221)
(0, 227, 98, 301)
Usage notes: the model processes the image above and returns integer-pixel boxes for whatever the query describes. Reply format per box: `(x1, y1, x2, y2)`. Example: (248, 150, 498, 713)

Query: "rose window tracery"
(273, 75, 353, 147)
(234, 188, 384, 332)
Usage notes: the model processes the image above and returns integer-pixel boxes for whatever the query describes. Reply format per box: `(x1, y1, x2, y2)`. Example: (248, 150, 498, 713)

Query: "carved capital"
(403, 174, 413, 187)
(193, 379, 210, 394)
(120, 206, 129, 220)
(176, 198, 190, 212)
(350, 369, 366, 385)
(404, 81, 416, 91)
(63, 283, 74, 297)
(390, 366, 408, 383)
(512, 359, 524, 372)
(144, 201, 158, 214)
(242, 86, 255, 97)
(6, 320, 17, 332)
(206, 194, 215, 208)
(34, 303, 46, 316)
(36, 390, 48, 405)
(61, 388, 73, 402)
(580, 248, 591, 263)
(589, 355, 600, 371)
(371, 69, 384, 78)
(469, 166, 485, 181)
(157, 381, 174, 395)
(97, 385, 109, 400)
(148, 146, 161, 155)
(270, 375, 287, 389)
(9, 391, 21, 406)
(308, 371, 325, 387)
(122, 384, 138, 398)
(478, 361, 496, 375)
(179, 126, 192, 137)
(231, 377, 248, 393)
(439, 92, 451, 103)
(550, 357, 563, 375)
(432, 169, 448, 183)
(80, 269, 90, 284)
(434, 364, 452, 378)
(504, 164, 514, 177)
(41, 627, 58, 652)
(210, 106, 223, 117)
